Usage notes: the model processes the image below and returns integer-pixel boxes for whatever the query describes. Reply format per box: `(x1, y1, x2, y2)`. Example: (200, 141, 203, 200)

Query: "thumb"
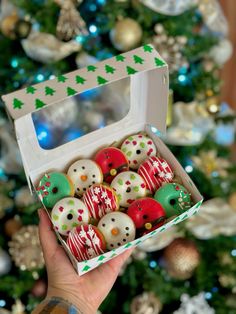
(38, 208, 59, 265)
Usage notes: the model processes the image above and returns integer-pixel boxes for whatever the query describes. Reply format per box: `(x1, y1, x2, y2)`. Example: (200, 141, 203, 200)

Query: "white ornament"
(209, 38, 233, 66)
(163, 101, 215, 146)
(186, 198, 236, 239)
(0, 249, 11, 276)
(173, 293, 215, 314)
(140, 0, 197, 15)
(15, 186, 36, 208)
(21, 32, 81, 64)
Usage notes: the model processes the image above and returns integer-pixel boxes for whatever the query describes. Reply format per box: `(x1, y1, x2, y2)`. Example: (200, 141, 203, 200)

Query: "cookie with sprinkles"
(83, 184, 119, 220)
(121, 134, 157, 169)
(111, 171, 146, 207)
(138, 156, 174, 194)
(51, 197, 90, 236)
(36, 172, 74, 208)
(154, 183, 192, 218)
(67, 225, 106, 262)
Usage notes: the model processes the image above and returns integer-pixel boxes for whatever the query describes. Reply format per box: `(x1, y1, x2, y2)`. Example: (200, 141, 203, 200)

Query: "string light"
(149, 260, 157, 268)
(11, 58, 19, 68)
(204, 292, 212, 300)
(76, 35, 85, 43)
(185, 165, 193, 173)
(89, 3, 97, 11)
(97, 0, 106, 4)
(231, 249, 236, 257)
(0, 300, 6, 307)
(36, 73, 45, 82)
(89, 25, 98, 34)
(178, 74, 187, 84)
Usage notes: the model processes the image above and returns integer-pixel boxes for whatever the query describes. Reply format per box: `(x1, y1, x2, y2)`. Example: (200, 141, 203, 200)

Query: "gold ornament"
(8, 225, 44, 271)
(186, 198, 236, 239)
(152, 23, 188, 73)
(206, 96, 220, 114)
(110, 18, 143, 51)
(4, 216, 22, 237)
(163, 238, 200, 280)
(54, 0, 88, 41)
(0, 12, 19, 39)
(130, 292, 162, 314)
(219, 274, 236, 289)
(228, 192, 236, 211)
(192, 150, 231, 178)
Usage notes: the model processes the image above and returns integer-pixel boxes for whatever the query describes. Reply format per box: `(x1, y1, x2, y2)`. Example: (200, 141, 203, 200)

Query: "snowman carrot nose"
(110, 169, 117, 176)
(144, 223, 152, 230)
(111, 227, 119, 235)
(80, 175, 88, 181)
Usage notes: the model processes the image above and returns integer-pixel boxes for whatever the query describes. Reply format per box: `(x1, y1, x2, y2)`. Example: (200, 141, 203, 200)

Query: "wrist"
(46, 287, 96, 314)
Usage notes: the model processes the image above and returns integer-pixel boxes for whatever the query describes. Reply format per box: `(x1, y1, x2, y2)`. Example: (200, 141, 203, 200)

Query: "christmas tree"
(0, 0, 236, 313)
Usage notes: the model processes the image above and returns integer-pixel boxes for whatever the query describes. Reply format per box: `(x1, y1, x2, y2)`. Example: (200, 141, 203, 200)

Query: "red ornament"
(94, 147, 129, 183)
(138, 156, 174, 194)
(127, 197, 165, 235)
(67, 225, 106, 262)
(31, 279, 47, 297)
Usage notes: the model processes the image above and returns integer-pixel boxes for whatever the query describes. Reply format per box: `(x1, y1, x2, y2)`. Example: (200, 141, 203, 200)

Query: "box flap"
(1, 44, 169, 183)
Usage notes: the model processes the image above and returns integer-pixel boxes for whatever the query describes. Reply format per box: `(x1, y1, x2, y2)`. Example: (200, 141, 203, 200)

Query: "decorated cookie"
(121, 134, 157, 169)
(98, 212, 136, 250)
(127, 198, 166, 235)
(67, 159, 103, 196)
(94, 147, 129, 183)
(83, 184, 119, 220)
(51, 197, 90, 236)
(111, 171, 146, 207)
(67, 225, 106, 262)
(36, 172, 74, 208)
(138, 156, 174, 194)
(154, 183, 192, 218)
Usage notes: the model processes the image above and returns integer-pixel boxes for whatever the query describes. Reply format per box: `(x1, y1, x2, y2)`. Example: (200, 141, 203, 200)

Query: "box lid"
(2, 44, 169, 183)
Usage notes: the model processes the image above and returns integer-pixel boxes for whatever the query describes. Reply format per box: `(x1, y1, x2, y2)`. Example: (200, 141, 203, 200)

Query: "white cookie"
(98, 212, 136, 250)
(121, 134, 157, 169)
(111, 171, 146, 207)
(51, 197, 90, 236)
(67, 159, 103, 196)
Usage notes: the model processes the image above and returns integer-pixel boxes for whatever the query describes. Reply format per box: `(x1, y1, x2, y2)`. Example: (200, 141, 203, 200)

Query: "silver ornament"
(209, 38, 233, 66)
(0, 249, 11, 276)
(131, 292, 162, 314)
(21, 32, 81, 64)
(140, 0, 197, 15)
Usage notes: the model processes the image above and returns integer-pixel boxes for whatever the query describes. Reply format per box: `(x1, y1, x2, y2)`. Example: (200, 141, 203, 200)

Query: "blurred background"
(0, 0, 236, 313)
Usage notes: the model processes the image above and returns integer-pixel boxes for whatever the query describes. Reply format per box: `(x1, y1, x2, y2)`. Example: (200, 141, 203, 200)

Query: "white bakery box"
(2, 44, 203, 275)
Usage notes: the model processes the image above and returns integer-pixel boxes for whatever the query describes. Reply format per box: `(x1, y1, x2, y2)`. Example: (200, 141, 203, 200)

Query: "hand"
(35, 209, 133, 314)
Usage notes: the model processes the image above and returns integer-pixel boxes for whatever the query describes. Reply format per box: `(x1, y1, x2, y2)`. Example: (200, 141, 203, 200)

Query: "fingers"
(38, 208, 59, 264)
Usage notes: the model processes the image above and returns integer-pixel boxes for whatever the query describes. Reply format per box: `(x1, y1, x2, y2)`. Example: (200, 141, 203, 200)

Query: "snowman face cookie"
(98, 212, 136, 250)
(138, 156, 174, 194)
(51, 197, 90, 236)
(67, 159, 103, 196)
(111, 171, 146, 207)
(121, 134, 157, 169)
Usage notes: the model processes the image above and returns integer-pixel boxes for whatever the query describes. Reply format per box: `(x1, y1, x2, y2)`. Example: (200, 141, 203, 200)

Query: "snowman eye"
(125, 227, 129, 230)
(73, 169, 77, 172)
(102, 223, 106, 227)
(92, 174, 96, 178)
(111, 218, 115, 222)
(82, 166, 85, 170)
(170, 199, 176, 205)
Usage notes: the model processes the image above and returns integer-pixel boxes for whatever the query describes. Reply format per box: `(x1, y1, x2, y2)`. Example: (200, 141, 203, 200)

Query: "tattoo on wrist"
(38, 296, 83, 314)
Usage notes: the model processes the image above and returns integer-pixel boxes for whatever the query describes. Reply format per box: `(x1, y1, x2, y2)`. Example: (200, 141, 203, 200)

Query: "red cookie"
(94, 147, 129, 183)
(127, 198, 165, 235)
(138, 156, 174, 194)
(67, 225, 106, 262)
(83, 184, 119, 220)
